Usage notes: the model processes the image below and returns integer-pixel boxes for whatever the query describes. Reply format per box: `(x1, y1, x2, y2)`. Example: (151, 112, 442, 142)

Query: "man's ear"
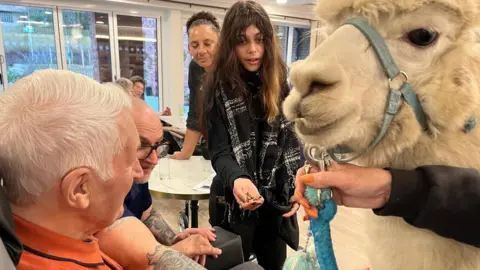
(60, 168, 93, 210)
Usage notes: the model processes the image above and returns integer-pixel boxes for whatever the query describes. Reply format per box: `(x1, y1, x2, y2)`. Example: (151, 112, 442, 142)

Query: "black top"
(376, 166, 480, 247)
(186, 60, 206, 132)
(207, 73, 259, 190)
(122, 182, 152, 220)
(0, 187, 23, 266)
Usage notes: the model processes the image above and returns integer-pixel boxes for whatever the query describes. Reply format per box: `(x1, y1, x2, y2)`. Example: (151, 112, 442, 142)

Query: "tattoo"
(153, 250, 205, 270)
(147, 245, 163, 265)
(143, 208, 177, 246)
(107, 218, 127, 231)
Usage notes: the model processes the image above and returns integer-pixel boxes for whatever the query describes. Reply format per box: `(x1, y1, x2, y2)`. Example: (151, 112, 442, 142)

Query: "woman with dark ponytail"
(170, 11, 220, 160)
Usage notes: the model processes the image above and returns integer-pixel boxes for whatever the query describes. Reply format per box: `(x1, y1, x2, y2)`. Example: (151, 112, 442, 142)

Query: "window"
(0, 4, 58, 85)
(291, 27, 310, 63)
(183, 25, 193, 116)
(62, 10, 112, 83)
(274, 25, 289, 61)
(116, 15, 159, 111)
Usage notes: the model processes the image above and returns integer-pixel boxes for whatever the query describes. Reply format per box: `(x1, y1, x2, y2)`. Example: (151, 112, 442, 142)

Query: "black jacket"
(0, 187, 23, 266)
(376, 166, 480, 247)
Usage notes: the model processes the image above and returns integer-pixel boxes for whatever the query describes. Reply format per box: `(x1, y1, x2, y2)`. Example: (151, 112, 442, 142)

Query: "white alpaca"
(283, 0, 480, 269)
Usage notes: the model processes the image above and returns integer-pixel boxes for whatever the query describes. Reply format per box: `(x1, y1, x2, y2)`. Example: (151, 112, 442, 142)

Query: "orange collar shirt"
(14, 215, 122, 270)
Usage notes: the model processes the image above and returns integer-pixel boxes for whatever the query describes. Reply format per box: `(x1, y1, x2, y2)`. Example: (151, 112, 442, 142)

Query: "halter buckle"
(388, 71, 409, 90)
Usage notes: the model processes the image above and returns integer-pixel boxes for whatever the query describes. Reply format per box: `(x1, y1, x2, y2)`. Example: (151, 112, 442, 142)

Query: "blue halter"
(327, 17, 429, 163)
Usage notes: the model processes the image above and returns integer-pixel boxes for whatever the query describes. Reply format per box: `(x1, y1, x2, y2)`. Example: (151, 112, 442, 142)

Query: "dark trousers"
(209, 179, 287, 270)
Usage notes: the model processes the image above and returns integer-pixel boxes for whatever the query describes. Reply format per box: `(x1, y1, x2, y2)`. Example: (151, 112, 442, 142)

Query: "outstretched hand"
(171, 234, 222, 266)
(233, 178, 264, 210)
(175, 227, 216, 242)
(293, 162, 393, 219)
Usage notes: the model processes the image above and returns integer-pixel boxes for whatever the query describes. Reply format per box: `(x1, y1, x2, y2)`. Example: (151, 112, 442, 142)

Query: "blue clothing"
(122, 182, 152, 220)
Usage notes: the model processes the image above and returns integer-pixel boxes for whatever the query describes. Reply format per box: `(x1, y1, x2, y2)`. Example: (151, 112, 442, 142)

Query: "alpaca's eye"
(407, 28, 438, 47)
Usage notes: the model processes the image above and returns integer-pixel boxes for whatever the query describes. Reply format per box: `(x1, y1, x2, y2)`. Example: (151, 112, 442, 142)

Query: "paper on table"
(193, 172, 215, 193)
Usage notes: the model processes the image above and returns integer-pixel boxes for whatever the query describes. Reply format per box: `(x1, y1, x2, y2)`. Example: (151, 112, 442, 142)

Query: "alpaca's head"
(283, 0, 480, 161)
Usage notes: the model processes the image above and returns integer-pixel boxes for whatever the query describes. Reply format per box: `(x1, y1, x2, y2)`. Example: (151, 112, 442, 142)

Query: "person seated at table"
(170, 11, 220, 160)
(130, 75, 146, 99)
(113, 78, 171, 116)
(0, 69, 204, 269)
(95, 97, 222, 269)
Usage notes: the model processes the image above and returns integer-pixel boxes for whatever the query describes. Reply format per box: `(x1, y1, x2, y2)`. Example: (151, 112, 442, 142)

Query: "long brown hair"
(200, 0, 288, 135)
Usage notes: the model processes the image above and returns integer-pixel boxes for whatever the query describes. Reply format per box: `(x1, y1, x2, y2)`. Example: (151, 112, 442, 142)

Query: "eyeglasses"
(137, 142, 169, 159)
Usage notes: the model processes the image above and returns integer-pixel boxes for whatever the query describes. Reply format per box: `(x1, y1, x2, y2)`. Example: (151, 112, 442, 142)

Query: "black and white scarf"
(216, 72, 301, 223)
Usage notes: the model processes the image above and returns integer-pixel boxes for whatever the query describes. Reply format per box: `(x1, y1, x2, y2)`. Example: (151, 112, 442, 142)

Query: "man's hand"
(294, 162, 392, 219)
(171, 234, 222, 266)
(173, 227, 216, 243)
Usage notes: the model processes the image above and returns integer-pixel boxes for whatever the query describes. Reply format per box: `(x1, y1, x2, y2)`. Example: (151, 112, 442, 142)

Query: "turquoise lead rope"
(303, 145, 338, 270)
(305, 187, 338, 270)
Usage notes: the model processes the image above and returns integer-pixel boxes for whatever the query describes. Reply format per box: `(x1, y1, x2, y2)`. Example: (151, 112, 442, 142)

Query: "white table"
(149, 156, 214, 228)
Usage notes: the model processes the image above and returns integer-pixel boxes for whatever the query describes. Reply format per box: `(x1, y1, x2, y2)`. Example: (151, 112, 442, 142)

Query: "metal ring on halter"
(388, 71, 408, 89)
(304, 163, 312, 174)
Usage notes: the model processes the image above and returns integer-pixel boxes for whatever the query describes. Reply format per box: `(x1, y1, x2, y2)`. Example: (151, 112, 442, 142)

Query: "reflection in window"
(183, 25, 193, 116)
(274, 25, 289, 61)
(62, 10, 112, 83)
(292, 27, 311, 63)
(0, 4, 57, 85)
(116, 15, 159, 111)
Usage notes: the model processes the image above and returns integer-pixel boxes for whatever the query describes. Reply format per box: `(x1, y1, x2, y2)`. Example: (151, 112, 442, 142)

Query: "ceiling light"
(276, 0, 287, 3)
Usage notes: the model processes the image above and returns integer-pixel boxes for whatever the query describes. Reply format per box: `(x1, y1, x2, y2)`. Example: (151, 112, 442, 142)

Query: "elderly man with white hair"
(0, 70, 215, 269)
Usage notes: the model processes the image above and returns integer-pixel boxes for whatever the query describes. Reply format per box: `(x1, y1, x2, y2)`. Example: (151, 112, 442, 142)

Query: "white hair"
(114, 78, 134, 95)
(0, 70, 132, 206)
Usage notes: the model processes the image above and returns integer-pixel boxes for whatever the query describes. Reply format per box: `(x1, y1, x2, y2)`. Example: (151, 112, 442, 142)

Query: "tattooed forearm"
(152, 249, 206, 270)
(143, 208, 177, 246)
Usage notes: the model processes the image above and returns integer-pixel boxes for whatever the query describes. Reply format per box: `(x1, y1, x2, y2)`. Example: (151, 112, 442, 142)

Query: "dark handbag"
(262, 185, 300, 251)
(204, 226, 245, 270)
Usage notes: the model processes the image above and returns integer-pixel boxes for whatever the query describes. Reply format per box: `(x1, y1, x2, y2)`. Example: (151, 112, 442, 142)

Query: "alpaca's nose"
(305, 81, 330, 98)
(289, 60, 343, 99)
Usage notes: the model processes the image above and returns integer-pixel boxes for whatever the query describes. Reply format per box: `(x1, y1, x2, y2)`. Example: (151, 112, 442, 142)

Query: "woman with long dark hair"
(171, 11, 220, 160)
(202, 1, 302, 269)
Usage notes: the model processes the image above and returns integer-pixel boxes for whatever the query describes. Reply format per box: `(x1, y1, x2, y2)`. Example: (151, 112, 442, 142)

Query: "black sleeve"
(207, 99, 251, 191)
(0, 187, 23, 266)
(186, 61, 201, 132)
(374, 165, 480, 247)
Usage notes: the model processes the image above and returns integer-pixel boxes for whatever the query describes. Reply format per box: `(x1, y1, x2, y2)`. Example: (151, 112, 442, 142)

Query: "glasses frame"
(138, 142, 169, 159)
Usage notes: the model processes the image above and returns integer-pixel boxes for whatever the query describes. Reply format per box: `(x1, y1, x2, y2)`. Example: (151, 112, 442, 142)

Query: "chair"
(204, 226, 246, 270)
